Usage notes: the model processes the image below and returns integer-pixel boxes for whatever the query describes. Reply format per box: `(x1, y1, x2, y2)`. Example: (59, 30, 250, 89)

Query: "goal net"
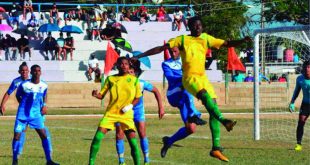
(253, 26, 310, 146)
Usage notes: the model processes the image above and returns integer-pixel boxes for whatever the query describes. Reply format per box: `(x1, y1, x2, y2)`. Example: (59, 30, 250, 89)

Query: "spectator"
(184, 5, 195, 31)
(94, 4, 107, 29)
(173, 6, 183, 31)
(156, 5, 166, 22)
(121, 7, 132, 22)
(81, 9, 90, 30)
(56, 32, 66, 60)
(23, 0, 33, 20)
(75, 5, 83, 21)
(42, 32, 57, 60)
(17, 34, 31, 61)
(293, 54, 299, 63)
(259, 70, 271, 84)
(232, 70, 245, 82)
(3, 34, 17, 61)
(278, 74, 287, 82)
(87, 54, 101, 81)
(27, 14, 39, 39)
(64, 32, 74, 61)
(38, 14, 47, 39)
(135, 6, 149, 25)
(64, 10, 74, 25)
(50, 3, 60, 25)
(270, 74, 278, 82)
(244, 72, 254, 82)
(0, 34, 4, 61)
(9, 2, 21, 29)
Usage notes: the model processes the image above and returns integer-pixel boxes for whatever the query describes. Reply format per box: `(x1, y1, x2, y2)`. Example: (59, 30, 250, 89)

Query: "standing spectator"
(87, 54, 101, 81)
(38, 14, 47, 39)
(0, 34, 3, 61)
(107, 7, 116, 25)
(56, 32, 66, 60)
(75, 5, 83, 21)
(64, 32, 74, 61)
(278, 74, 287, 82)
(9, 2, 21, 29)
(232, 70, 245, 82)
(173, 6, 183, 31)
(184, 5, 195, 31)
(156, 5, 166, 22)
(50, 3, 60, 25)
(42, 32, 57, 60)
(23, 0, 33, 20)
(81, 9, 90, 30)
(17, 34, 31, 61)
(4, 34, 17, 61)
(244, 72, 254, 82)
(289, 60, 310, 151)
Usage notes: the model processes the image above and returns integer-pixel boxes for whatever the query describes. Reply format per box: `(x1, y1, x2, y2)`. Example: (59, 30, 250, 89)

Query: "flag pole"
(100, 74, 105, 108)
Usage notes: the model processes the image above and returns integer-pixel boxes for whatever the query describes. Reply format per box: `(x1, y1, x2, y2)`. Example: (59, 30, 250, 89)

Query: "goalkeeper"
(89, 57, 142, 165)
(289, 60, 310, 151)
(133, 16, 251, 162)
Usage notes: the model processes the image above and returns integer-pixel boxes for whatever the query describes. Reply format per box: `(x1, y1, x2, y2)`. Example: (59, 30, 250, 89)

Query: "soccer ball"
(152, 0, 163, 4)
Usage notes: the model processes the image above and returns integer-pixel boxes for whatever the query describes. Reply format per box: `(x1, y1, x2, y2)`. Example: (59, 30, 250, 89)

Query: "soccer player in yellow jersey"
(88, 57, 142, 165)
(134, 16, 251, 162)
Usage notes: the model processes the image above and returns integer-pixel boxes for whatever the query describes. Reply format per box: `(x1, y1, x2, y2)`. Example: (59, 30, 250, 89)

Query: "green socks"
(201, 92, 224, 122)
(209, 115, 221, 148)
(128, 137, 140, 165)
(89, 131, 105, 165)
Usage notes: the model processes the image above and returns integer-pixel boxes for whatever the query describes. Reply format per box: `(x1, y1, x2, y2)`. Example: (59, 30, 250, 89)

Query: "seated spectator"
(56, 32, 66, 60)
(50, 3, 61, 25)
(64, 10, 74, 25)
(259, 71, 271, 84)
(23, 0, 33, 20)
(270, 74, 278, 82)
(38, 14, 47, 39)
(0, 34, 4, 61)
(232, 70, 245, 82)
(173, 6, 183, 31)
(107, 7, 116, 24)
(135, 6, 150, 25)
(81, 9, 90, 30)
(42, 32, 57, 60)
(121, 7, 132, 22)
(278, 74, 287, 82)
(184, 5, 195, 31)
(27, 14, 39, 39)
(75, 5, 83, 21)
(64, 32, 74, 61)
(87, 53, 101, 81)
(3, 34, 17, 61)
(17, 34, 31, 61)
(244, 72, 254, 82)
(156, 5, 166, 22)
(293, 54, 299, 63)
(9, 2, 21, 29)
(88, 9, 101, 41)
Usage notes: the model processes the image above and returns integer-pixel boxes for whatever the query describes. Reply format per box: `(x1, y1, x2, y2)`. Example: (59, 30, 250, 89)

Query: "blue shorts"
(167, 90, 201, 123)
(133, 107, 145, 122)
(14, 117, 45, 133)
(10, 17, 19, 22)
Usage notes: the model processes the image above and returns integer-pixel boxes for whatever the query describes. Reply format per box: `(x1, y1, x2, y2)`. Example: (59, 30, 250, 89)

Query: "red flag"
(227, 47, 246, 72)
(163, 40, 170, 60)
(104, 42, 119, 75)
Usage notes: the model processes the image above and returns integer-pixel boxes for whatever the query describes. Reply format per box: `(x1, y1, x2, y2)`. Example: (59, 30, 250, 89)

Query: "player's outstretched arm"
(135, 44, 170, 59)
(0, 93, 10, 115)
(92, 90, 104, 100)
(151, 86, 165, 119)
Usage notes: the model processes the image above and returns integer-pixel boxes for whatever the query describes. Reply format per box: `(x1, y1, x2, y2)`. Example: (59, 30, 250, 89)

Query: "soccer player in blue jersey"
(115, 61, 165, 165)
(289, 60, 310, 151)
(160, 47, 208, 158)
(0, 62, 52, 160)
(12, 64, 59, 165)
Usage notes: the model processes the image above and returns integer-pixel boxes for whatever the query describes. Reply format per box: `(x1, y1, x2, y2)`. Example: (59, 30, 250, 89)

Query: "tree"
(260, 0, 308, 25)
(192, 0, 249, 71)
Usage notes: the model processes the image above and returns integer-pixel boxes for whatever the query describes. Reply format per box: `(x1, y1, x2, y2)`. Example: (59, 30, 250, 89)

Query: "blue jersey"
(7, 77, 27, 95)
(162, 58, 183, 94)
(16, 80, 48, 120)
(133, 79, 153, 112)
(292, 75, 310, 104)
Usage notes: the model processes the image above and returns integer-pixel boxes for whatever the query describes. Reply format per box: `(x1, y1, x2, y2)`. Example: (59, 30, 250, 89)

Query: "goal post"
(253, 25, 310, 143)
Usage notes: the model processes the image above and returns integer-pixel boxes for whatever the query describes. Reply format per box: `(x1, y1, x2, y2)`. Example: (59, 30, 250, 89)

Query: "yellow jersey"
(168, 33, 225, 77)
(100, 74, 142, 116)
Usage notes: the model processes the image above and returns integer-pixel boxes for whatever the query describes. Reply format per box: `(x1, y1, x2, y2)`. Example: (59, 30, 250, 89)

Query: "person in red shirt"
(156, 5, 166, 22)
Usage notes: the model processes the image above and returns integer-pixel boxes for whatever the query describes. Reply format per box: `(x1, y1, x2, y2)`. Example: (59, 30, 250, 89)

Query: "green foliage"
(259, 0, 308, 25)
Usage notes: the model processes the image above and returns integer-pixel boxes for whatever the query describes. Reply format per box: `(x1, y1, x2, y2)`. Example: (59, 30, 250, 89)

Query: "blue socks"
(167, 127, 189, 146)
(42, 138, 52, 161)
(12, 139, 19, 160)
(140, 137, 149, 163)
(116, 139, 125, 164)
(45, 127, 53, 151)
(18, 132, 26, 155)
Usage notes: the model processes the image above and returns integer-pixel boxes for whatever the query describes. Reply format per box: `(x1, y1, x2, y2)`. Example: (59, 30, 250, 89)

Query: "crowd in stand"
(232, 70, 289, 83)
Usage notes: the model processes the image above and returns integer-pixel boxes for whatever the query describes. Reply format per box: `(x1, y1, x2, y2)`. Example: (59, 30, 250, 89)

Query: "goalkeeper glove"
(289, 103, 295, 113)
(122, 104, 133, 113)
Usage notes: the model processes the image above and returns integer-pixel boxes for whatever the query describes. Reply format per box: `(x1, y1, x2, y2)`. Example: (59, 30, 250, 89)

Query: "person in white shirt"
(173, 6, 183, 31)
(87, 54, 101, 81)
